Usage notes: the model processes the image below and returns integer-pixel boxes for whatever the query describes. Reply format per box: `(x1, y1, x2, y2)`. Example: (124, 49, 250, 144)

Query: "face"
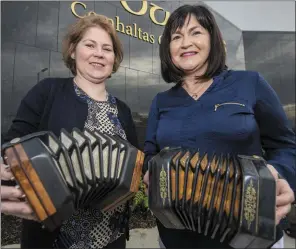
(71, 26, 115, 83)
(170, 15, 211, 75)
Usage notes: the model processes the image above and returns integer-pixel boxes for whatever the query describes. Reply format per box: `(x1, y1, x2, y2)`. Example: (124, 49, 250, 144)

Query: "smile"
(90, 62, 104, 67)
(181, 51, 198, 57)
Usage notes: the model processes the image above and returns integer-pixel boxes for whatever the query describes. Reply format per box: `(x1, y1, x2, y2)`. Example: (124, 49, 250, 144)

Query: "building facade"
(1, 1, 295, 149)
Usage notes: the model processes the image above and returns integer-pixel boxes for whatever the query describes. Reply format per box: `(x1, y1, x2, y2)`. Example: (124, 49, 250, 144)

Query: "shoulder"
(221, 70, 265, 92)
(114, 97, 132, 114)
(150, 85, 179, 106)
(29, 77, 73, 95)
(225, 69, 260, 82)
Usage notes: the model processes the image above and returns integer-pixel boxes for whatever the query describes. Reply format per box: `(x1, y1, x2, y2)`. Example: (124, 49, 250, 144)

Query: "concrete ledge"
(127, 227, 161, 248)
(2, 244, 20, 248)
(2, 229, 295, 248)
(1, 228, 160, 249)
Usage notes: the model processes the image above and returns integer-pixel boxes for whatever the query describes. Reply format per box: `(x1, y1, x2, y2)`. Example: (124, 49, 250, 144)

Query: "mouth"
(90, 62, 105, 68)
(180, 51, 198, 57)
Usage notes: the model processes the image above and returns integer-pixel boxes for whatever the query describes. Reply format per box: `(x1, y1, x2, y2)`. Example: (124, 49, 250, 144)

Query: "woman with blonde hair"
(1, 14, 138, 249)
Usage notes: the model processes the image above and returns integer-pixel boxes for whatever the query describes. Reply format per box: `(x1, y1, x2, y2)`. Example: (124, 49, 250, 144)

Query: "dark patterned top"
(53, 82, 128, 249)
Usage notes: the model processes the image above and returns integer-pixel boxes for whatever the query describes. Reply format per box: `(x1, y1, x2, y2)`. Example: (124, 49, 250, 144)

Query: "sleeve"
(254, 73, 296, 191)
(2, 78, 53, 144)
(125, 107, 139, 149)
(143, 95, 160, 174)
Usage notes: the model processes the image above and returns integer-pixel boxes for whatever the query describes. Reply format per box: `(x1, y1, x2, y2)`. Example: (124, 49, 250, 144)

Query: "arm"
(254, 73, 296, 191)
(2, 78, 53, 144)
(125, 107, 139, 149)
(143, 95, 160, 174)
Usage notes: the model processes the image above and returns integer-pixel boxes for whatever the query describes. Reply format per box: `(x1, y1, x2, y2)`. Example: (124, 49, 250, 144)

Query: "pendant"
(192, 94, 198, 98)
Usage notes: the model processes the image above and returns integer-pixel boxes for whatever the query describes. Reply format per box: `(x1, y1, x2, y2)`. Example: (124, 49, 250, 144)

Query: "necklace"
(184, 81, 210, 100)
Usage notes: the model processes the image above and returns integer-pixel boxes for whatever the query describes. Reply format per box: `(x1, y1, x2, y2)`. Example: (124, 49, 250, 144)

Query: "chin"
(87, 75, 107, 83)
(180, 66, 199, 72)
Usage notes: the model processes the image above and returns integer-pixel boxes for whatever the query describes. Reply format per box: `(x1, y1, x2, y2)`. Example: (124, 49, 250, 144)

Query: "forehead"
(172, 14, 202, 33)
(81, 26, 112, 44)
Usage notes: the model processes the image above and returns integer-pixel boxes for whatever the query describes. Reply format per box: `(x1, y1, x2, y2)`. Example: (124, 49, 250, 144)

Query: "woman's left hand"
(267, 164, 295, 225)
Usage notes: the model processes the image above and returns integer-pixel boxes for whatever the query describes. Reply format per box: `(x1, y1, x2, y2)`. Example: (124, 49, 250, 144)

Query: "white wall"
(204, 1, 295, 32)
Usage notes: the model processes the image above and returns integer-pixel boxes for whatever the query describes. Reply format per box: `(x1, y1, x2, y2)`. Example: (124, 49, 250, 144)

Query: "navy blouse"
(144, 70, 296, 191)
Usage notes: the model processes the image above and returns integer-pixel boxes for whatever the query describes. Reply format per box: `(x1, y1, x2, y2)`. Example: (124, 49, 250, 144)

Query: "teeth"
(92, 63, 103, 66)
(182, 52, 196, 56)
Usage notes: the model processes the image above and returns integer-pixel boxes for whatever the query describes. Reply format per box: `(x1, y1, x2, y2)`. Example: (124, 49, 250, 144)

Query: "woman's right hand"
(1, 162, 37, 221)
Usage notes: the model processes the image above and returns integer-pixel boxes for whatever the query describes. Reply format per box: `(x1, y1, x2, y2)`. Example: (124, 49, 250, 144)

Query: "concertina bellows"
(1, 128, 144, 232)
(148, 147, 276, 249)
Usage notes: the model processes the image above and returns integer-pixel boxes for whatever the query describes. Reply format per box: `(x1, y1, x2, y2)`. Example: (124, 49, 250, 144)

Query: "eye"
(104, 47, 113, 52)
(86, 44, 94, 48)
(192, 31, 201, 36)
(171, 35, 180, 41)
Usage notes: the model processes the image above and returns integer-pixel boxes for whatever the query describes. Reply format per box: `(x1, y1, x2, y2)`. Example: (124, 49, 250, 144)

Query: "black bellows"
(148, 147, 276, 248)
(2, 128, 143, 232)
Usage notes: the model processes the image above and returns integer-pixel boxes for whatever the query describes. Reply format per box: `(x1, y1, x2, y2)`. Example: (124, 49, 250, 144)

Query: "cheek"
(76, 48, 90, 62)
(169, 45, 178, 64)
(106, 54, 115, 67)
(202, 38, 211, 54)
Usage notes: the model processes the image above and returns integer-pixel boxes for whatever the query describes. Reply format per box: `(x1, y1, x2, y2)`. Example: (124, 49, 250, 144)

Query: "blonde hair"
(62, 14, 123, 75)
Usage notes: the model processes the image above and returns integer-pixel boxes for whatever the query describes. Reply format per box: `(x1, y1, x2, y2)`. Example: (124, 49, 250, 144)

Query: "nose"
(181, 34, 192, 49)
(93, 47, 104, 58)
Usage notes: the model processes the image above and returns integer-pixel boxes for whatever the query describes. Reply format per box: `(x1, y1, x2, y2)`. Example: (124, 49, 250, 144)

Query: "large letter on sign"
(149, 3, 170, 26)
(71, 1, 87, 18)
(120, 1, 147, 16)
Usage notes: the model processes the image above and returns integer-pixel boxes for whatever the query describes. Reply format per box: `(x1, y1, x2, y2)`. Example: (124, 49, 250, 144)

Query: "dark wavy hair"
(159, 4, 227, 83)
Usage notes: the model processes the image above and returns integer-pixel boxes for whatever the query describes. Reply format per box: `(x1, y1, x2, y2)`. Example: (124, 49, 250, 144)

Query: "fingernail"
(10, 176, 15, 181)
(15, 185, 20, 189)
(21, 194, 26, 198)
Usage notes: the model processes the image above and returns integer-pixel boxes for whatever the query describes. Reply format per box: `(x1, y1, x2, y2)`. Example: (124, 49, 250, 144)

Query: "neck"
(182, 62, 209, 88)
(183, 74, 212, 92)
(74, 75, 107, 102)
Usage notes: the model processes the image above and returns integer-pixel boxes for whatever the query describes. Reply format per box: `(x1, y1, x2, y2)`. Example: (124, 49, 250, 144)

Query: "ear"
(71, 52, 75, 60)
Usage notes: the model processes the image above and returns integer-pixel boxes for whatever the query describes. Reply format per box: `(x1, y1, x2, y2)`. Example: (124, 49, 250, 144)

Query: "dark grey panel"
(12, 44, 50, 115)
(58, 1, 95, 52)
(49, 51, 70, 78)
(159, 78, 174, 92)
(1, 42, 16, 118)
(151, 22, 164, 75)
(125, 68, 138, 112)
(152, 1, 181, 13)
(243, 31, 295, 106)
(95, 1, 116, 17)
(1, 115, 15, 135)
(1, 1, 38, 45)
(106, 66, 126, 102)
(129, 2, 153, 73)
(138, 71, 160, 114)
(116, 6, 131, 68)
(36, 1, 59, 51)
(1, 42, 15, 90)
(106, 1, 122, 8)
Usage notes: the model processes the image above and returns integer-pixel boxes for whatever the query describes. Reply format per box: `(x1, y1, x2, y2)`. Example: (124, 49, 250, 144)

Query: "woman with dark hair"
(143, 4, 295, 248)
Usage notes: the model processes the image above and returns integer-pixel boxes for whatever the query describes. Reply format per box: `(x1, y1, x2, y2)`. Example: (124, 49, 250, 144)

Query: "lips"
(90, 62, 105, 67)
(181, 51, 198, 57)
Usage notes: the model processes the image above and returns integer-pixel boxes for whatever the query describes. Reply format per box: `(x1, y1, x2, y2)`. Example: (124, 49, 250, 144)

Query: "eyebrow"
(173, 25, 201, 35)
(82, 39, 112, 46)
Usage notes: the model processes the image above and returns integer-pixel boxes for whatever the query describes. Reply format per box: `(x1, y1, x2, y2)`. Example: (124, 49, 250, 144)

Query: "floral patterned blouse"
(53, 82, 128, 249)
